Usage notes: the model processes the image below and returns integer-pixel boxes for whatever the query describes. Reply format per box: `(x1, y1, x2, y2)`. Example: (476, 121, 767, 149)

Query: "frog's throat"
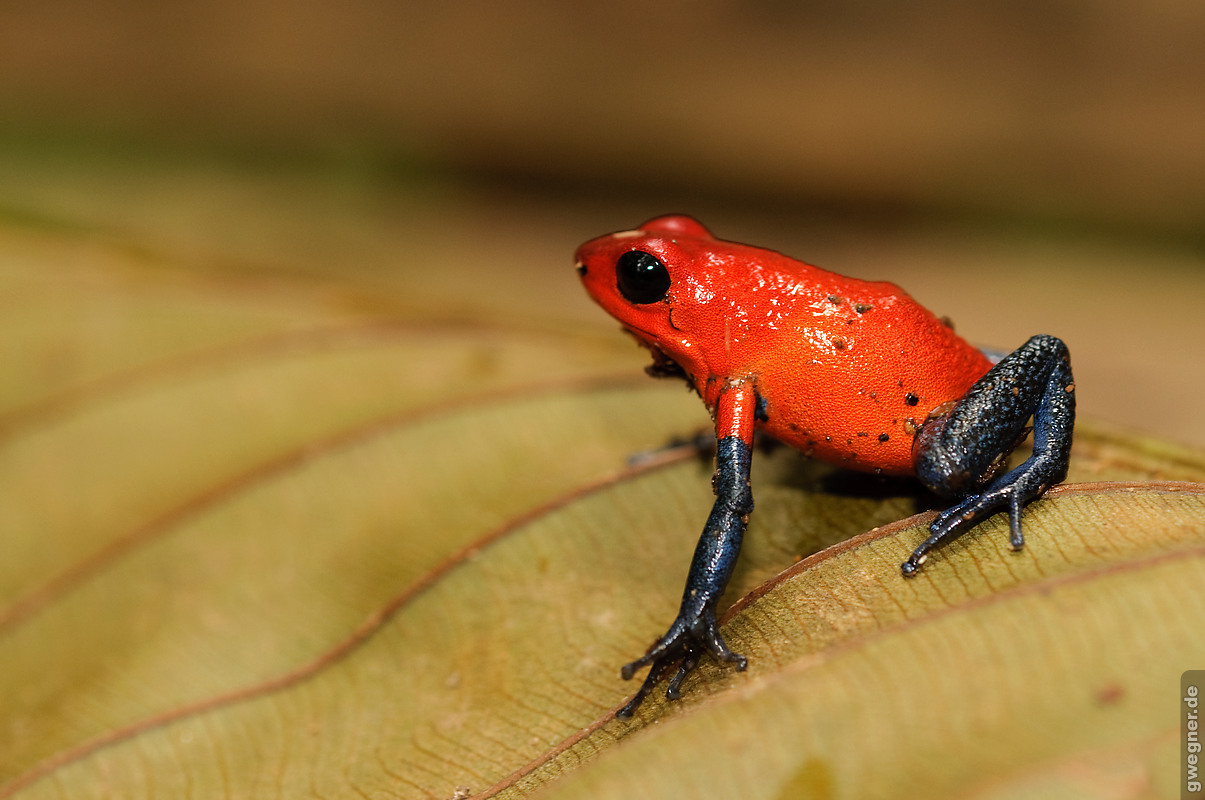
(641, 340, 692, 385)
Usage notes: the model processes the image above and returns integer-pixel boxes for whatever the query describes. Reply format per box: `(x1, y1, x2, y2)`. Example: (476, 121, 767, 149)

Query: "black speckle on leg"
(754, 391, 769, 422)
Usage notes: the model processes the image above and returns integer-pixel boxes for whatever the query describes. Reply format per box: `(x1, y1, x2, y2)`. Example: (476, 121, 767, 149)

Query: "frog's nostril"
(576, 262, 588, 276)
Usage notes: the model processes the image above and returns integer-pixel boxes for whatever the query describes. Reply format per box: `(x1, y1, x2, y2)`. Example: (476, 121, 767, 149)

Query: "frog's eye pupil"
(616, 250, 671, 304)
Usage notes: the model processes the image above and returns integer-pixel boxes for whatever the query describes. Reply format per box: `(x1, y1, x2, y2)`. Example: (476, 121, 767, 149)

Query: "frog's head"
(575, 215, 722, 384)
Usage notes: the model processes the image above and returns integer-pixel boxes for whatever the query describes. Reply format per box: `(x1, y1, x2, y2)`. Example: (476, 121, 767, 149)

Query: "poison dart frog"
(575, 215, 1075, 718)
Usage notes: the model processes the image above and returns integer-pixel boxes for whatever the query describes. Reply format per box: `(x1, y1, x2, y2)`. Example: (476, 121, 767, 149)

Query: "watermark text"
(1185, 671, 1203, 798)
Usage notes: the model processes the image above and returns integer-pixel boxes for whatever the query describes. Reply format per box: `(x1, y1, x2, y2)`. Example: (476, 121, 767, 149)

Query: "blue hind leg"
(902, 335, 1076, 576)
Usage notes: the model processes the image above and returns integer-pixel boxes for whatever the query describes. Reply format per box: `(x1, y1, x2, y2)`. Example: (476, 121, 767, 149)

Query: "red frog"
(575, 215, 1075, 717)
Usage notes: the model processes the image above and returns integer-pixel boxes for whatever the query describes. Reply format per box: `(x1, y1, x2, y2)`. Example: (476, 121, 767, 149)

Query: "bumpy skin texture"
(575, 215, 1075, 717)
(903, 333, 1075, 575)
(577, 216, 993, 474)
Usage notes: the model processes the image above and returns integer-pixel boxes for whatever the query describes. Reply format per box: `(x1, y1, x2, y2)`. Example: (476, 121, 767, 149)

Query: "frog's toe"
(616, 609, 744, 718)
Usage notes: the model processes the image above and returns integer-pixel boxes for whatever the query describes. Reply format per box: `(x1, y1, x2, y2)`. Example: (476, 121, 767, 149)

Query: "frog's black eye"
(616, 250, 671, 304)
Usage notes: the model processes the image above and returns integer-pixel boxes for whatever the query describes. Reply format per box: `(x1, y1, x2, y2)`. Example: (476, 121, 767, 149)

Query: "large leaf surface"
(2, 159, 1204, 799)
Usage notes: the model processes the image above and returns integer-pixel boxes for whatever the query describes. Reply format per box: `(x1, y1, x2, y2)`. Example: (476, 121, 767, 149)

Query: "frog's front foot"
(616, 609, 746, 719)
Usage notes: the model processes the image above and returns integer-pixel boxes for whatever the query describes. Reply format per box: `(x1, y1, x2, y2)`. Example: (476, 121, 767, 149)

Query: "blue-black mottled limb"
(902, 334, 1076, 576)
(617, 435, 753, 718)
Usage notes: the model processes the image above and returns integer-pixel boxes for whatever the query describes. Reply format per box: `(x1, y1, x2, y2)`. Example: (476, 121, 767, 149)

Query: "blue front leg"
(617, 434, 753, 718)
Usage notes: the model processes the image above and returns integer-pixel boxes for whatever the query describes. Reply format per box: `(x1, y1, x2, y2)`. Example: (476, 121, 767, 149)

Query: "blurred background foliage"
(3, 0, 1203, 232)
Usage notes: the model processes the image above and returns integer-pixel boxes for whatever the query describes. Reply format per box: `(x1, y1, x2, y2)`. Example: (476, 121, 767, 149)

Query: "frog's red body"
(578, 216, 992, 474)
(575, 215, 1074, 718)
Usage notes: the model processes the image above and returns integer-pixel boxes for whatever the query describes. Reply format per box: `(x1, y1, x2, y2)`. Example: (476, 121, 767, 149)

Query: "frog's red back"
(576, 215, 993, 475)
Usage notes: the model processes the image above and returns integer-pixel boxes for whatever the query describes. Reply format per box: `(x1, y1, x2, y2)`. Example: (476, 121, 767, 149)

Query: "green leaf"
(528, 495, 1205, 800)
(2, 150, 1205, 800)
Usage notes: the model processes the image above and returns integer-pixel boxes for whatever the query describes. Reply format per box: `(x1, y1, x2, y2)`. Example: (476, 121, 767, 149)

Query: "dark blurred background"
(2, 1, 1203, 445)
